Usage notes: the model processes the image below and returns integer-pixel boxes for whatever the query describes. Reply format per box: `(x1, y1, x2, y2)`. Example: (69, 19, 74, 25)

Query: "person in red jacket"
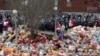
(69, 19, 76, 28)
(71, 19, 76, 27)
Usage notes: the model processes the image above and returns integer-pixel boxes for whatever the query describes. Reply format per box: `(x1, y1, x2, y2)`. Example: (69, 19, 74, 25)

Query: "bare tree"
(10, 0, 54, 29)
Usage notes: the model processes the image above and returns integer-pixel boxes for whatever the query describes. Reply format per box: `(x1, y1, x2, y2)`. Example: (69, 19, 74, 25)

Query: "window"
(84, 1, 88, 4)
(67, 0, 71, 3)
(66, 0, 72, 7)
(4, 0, 9, 4)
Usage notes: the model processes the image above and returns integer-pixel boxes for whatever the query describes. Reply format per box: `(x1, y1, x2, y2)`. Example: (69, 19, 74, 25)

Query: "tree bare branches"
(11, 0, 54, 29)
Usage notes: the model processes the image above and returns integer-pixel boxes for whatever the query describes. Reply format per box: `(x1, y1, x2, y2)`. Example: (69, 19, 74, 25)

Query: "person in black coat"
(0, 22, 3, 33)
(0, 14, 3, 33)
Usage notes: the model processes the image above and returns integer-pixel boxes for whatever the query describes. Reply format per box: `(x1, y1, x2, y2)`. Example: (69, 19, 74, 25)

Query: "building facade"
(0, 0, 100, 13)
(58, 0, 100, 13)
(0, 0, 5, 9)
(0, 0, 12, 10)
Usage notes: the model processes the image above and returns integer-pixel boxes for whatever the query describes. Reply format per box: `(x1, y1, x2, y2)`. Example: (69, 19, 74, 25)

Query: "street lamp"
(54, 7, 58, 11)
(12, 9, 18, 53)
(54, 6, 58, 36)
(54, 0, 58, 36)
(13, 9, 18, 14)
(12, 9, 18, 38)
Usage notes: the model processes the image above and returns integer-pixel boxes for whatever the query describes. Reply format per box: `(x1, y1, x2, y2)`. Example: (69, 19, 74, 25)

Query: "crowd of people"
(0, 13, 100, 56)
(40, 13, 100, 31)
